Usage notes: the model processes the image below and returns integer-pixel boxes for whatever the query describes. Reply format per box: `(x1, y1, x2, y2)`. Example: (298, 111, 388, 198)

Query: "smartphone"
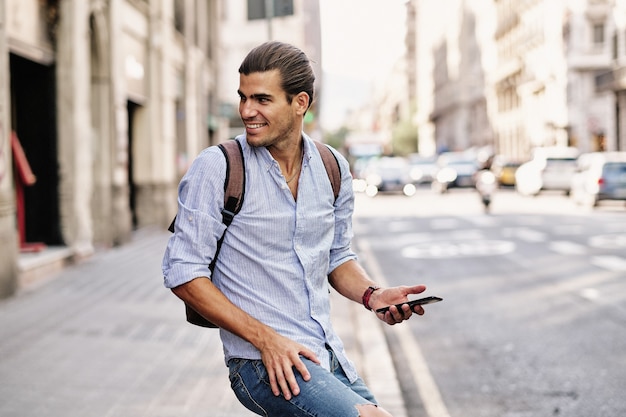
(375, 296, 443, 314)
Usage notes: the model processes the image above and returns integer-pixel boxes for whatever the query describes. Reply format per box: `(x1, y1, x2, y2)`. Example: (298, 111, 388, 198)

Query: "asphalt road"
(352, 187, 626, 417)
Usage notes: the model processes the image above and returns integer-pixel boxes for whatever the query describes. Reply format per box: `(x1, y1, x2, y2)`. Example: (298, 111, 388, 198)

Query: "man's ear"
(294, 92, 310, 115)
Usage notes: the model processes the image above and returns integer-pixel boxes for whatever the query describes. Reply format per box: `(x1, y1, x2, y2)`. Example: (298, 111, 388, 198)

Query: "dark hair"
(239, 41, 315, 110)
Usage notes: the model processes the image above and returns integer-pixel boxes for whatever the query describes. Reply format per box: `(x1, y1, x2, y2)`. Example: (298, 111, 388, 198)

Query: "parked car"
(570, 152, 626, 207)
(407, 154, 438, 185)
(432, 152, 479, 193)
(361, 156, 414, 196)
(490, 156, 521, 187)
(515, 146, 580, 196)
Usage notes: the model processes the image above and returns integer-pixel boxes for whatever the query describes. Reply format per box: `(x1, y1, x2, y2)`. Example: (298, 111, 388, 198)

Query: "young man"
(162, 41, 429, 417)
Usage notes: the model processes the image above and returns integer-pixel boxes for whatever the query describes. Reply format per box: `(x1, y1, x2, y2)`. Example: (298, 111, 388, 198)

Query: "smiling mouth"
(246, 123, 266, 129)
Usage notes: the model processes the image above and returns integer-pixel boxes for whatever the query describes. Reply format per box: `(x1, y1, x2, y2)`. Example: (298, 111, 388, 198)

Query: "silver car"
(570, 152, 626, 207)
(515, 147, 580, 196)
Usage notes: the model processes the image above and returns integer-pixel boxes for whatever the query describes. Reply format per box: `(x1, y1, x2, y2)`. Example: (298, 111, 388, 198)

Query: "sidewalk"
(0, 227, 406, 417)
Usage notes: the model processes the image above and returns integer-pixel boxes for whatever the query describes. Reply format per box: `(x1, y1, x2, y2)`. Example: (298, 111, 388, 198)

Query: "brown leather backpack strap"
(190, 139, 245, 329)
(167, 140, 245, 232)
(218, 140, 245, 225)
(314, 141, 341, 201)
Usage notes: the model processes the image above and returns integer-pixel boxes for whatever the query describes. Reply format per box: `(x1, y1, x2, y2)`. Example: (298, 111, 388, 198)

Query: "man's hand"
(258, 333, 321, 400)
(172, 279, 320, 399)
(371, 284, 427, 325)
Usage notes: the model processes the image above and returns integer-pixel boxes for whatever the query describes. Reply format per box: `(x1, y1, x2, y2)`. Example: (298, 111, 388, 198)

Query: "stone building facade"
(410, 0, 625, 162)
(0, 0, 221, 296)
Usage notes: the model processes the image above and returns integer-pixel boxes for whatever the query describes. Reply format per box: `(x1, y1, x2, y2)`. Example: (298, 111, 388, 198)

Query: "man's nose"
(239, 100, 257, 118)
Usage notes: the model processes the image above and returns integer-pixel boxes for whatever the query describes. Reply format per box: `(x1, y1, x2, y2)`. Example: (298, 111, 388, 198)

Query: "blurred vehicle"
(515, 146, 580, 196)
(407, 154, 438, 185)
(570, 152, 626, 207)
(490, 156, 521, 187)
(432, 152, 479, 193)
(475, 169, 498, 212)
(361, 156, 415, 196)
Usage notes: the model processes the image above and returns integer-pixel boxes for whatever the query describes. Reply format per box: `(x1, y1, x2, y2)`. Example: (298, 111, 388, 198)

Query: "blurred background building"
(1, 0, 626, 297)
(410, 0, 625, 161)
(1, 0, 223, 296)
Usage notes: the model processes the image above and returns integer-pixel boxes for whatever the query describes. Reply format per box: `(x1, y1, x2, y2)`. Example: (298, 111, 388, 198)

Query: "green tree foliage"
(324, 126, 349, 152)
(391, 118, 418, 156)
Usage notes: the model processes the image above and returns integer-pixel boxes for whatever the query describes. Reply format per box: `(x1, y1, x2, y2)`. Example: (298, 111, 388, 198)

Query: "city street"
(1, 186, 624, 417)
(352, 187, 626, 417)
(5, 2, 626, 416)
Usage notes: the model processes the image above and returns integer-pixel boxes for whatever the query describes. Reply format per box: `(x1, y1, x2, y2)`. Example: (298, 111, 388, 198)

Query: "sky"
(318, 0, 407, 131)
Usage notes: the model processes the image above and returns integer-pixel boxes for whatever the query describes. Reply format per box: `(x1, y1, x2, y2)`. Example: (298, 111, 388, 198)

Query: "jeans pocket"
(228, 358, 246, 379)
(228, 359, 269, 416)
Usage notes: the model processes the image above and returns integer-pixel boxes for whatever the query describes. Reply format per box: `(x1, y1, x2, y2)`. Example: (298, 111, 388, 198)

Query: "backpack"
(168, 139, 342, 328)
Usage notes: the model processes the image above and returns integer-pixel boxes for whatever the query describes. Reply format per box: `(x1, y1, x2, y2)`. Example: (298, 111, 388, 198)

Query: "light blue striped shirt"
(162, 133, 359, 382)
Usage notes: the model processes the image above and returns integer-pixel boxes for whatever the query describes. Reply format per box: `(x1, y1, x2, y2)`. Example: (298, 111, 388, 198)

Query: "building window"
(247, 0, 293, 20)
(174, 0, 184, 33)
(593, 22, 605, 45)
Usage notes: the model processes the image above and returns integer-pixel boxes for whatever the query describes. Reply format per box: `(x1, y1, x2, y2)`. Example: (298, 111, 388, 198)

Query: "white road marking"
(549, 241, 587, 255)
(402, 240, 515, 259)
(589, 234, 626, 249)
(591, 256, 626, 272)
(501, 227, 547, 242)
(580, 288, 600, 301)
(430, 218, 460, 229)
(358, 239, 451, 417)
(552, 224, 585, 235)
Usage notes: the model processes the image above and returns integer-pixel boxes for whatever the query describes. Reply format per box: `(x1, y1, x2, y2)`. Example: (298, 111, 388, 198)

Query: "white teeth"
(247, 123, 265, 128)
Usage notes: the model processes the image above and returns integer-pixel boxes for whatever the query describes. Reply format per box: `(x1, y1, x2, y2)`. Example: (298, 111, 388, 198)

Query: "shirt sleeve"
(328, 150, 358, 273)
(162, 146, 228, 288)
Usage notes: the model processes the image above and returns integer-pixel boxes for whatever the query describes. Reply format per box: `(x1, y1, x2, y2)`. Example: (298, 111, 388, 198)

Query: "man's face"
(238, 69, 301, 148)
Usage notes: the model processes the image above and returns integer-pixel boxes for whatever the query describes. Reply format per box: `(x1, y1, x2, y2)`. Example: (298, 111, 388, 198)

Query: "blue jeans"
(228, 347, 377, 416)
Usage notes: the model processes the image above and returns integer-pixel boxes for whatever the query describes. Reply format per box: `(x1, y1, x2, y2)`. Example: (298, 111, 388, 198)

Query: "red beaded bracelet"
(362, 286, 380, 311)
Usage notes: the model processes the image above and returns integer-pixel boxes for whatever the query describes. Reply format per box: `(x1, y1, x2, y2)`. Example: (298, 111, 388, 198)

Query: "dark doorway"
(127, 100, 138, 228)
(9, 54, 62, 245)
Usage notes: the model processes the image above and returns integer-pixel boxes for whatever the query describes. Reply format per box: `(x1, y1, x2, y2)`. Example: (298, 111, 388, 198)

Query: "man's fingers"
(280, 372, 295, 400)
(393, 304, 411, 322)
(261, 341, 319, 399)
(293, 354, 314, 382)
(284, 367, 300, 398)
(406, 284, 427, 296)
(267, 367, 281, 397)
(268, 356, 308, 400)
(299, 348, 321, 365)
(383, 304, 422, 324)
(412, 304, 425, 315)
(268, 363, 295, 400)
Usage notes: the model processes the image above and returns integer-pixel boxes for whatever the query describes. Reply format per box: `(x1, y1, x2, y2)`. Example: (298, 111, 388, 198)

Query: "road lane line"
(357, 239, 451, 417)
(549, 241, 587, 255)
(502, 227, 547, 242)
(591, 255, 626, 271)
